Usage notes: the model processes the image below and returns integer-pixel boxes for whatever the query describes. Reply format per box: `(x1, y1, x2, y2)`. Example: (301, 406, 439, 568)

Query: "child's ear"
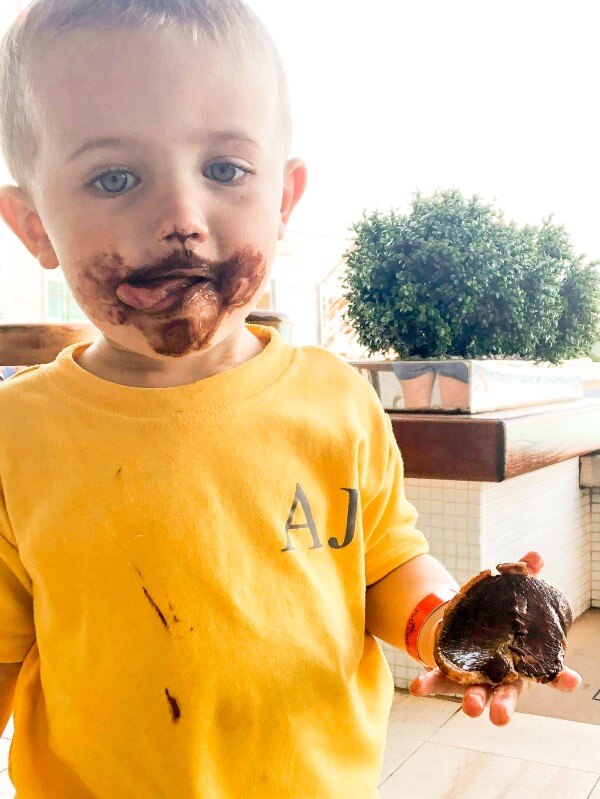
(278, 158, 308, 240)
(0, 184, 59, 269)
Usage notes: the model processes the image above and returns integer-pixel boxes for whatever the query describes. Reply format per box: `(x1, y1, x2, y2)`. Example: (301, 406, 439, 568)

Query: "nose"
(164, 229, 202, 245)
(155, 181, 210, 246)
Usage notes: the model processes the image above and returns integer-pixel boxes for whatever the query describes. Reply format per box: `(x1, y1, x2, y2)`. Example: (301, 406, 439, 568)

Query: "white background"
(248, 0, 600, 259)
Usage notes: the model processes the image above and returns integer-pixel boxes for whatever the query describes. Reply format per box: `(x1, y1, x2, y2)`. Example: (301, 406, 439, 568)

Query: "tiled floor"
(0, 716, 14, 797)
(2, 691, 600, 797)
(378, 692, 600, 798)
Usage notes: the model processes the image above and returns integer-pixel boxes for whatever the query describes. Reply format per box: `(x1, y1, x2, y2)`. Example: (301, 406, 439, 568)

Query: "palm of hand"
(409, 551, 582, 726)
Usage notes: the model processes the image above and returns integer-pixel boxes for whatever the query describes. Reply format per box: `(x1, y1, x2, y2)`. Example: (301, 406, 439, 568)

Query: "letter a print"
(281, 483, 323, 552)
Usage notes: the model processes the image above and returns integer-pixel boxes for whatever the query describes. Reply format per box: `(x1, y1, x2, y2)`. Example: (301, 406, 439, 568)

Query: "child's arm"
(0, 662, 21, 736)
(365, 552, 458, 667)
(365, 551, 581, 726)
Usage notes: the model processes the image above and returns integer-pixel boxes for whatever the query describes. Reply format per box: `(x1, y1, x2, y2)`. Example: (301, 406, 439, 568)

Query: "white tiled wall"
(590, 489, 600, 607)
(382, 457, 592, 688)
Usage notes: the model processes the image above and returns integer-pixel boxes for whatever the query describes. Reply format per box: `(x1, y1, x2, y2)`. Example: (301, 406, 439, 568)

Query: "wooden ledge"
(389, 399, 600, 482)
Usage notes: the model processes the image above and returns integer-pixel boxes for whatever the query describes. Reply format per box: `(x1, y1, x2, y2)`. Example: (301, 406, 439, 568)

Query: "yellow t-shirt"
(0, 324, 429, 798)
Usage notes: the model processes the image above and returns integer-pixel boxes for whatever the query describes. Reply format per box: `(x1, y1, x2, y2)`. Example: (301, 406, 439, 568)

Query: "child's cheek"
(73, 247, 268, 357)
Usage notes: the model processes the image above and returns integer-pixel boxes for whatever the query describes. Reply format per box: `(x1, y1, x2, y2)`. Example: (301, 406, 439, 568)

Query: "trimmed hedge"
(342, 189, 600, 362)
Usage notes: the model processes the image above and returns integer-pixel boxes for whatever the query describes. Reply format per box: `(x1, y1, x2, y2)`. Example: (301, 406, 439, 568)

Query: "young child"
(0, 2, 581, 797)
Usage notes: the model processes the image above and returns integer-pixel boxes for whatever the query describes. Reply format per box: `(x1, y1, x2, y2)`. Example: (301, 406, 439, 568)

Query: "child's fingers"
(549, 666, 582, 692)
(461, 685, 489, 717)
(411, 671, 527, 726)
(518, 551, 544, 577)
(410, 672, 492, 717)
(488, 680, 523, 726)
(408, 669, 444, 696)
(409, 668, 466, 698)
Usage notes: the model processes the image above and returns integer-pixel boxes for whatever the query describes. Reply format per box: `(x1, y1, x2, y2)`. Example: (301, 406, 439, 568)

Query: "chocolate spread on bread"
(434, 562, 573, 686)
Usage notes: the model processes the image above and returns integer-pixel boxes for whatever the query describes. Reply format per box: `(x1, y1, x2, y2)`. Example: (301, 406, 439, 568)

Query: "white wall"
(590, 489, 600, 609)
(249, 0, 600, 263)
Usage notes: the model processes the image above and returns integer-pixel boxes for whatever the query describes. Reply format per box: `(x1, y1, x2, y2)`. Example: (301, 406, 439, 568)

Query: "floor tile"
(378, 737, 422, 785)
(587, 777, 600, 798)
(430, 711, 600, 773)
(0, 770, 14, 799)
(379, 741, 598, 799)
(379, 692, 460, 785)
(387, 691, 460, 740)
(0, 740, 8, 772)
(1, 717, 12, 739)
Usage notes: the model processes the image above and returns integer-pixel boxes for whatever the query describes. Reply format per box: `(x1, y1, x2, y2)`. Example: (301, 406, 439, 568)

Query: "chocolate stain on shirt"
(142, 587, 170, 630)
(165, 688, 181, 722)
(105, 521, 180, 631)
(75, 246, 267, 357)
(168, 602, 180, 624)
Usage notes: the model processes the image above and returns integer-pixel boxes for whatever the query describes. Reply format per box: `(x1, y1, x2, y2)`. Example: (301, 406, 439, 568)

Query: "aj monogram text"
(281, 483, 358, 552)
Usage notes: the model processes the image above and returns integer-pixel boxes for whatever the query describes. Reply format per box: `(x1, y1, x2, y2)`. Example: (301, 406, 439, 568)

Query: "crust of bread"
(433, 570, 495, 684)
(496, 561, 528, 575)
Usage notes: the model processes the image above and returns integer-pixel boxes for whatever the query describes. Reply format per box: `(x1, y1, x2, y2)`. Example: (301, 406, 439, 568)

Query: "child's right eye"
(89, 170, 140, 195)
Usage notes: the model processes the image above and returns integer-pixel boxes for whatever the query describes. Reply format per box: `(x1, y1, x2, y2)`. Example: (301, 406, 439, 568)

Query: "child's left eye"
(204, 163, 249, 184)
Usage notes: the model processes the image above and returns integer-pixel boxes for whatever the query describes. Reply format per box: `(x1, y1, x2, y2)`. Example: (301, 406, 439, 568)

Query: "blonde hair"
(0, 0, 292, 195)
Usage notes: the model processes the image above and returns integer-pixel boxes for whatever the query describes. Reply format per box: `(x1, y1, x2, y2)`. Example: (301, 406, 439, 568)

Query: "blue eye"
(205, 163, 247, 184)
(91, 170, 139, 195)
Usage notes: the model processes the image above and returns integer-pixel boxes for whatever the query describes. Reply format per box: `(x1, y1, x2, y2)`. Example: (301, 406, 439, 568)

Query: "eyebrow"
(66, 130, 262, 163)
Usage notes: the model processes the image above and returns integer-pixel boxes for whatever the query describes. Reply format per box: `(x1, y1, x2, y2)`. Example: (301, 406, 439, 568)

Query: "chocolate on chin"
(434, 562, 573, 686)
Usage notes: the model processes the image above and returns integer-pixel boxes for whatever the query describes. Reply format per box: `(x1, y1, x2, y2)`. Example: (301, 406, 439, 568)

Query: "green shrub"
(342, 189, 600, 362)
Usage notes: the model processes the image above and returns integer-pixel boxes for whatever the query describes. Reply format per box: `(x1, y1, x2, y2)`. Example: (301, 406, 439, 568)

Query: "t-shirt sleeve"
(0, 486, 35, 662)
(362, 411, 429, 587)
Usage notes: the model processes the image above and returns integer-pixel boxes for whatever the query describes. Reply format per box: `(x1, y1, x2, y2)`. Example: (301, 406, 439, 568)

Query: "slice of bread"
(433, 562, 572, 686)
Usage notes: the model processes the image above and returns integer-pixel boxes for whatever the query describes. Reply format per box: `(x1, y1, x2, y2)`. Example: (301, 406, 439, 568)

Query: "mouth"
(116, 271, 214, 314)
(126, 267, 214, 284)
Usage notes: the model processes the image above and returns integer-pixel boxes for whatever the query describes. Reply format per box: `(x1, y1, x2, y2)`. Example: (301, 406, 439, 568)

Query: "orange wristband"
(404, 589, 458, 666)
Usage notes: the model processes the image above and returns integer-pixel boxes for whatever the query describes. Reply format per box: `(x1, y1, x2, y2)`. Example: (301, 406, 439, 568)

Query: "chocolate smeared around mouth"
(434, 562, 573, 686)
(76, 246, 267, 357)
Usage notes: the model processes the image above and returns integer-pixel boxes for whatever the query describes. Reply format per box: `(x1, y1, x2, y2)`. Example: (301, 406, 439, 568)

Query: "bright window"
(46, 279, 87, 322)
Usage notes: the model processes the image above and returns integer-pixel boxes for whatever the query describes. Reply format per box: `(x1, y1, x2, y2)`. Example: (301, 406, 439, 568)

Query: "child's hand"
(408, 551, 582, 726)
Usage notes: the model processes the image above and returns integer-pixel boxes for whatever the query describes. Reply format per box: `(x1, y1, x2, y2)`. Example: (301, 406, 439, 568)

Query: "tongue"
(116, 277, 194, 309)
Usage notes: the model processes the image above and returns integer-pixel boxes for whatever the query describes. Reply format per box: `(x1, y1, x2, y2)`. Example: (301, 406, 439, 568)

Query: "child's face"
(6, 25, 305, 360)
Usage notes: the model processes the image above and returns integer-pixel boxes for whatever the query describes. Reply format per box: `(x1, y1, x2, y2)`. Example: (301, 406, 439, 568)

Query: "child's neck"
(75, 326, 266, 388)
